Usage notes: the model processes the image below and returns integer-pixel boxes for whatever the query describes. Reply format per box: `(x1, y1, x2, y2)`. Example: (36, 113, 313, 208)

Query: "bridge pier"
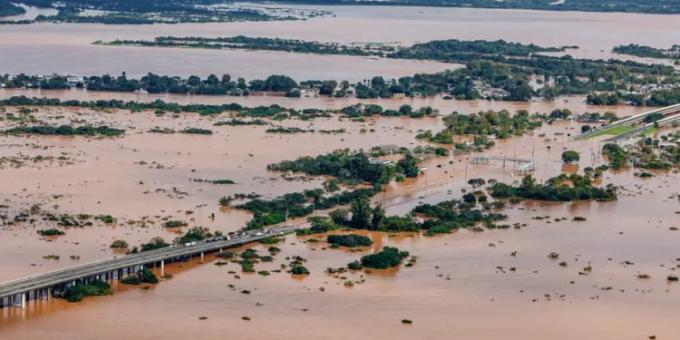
(13, 293, 26, 308)
(200, 252, 204, 263)
(160, 260, 165, 277)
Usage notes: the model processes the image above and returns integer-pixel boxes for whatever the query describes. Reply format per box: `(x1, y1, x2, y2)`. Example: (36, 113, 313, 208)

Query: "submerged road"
(0, 225, 296, 307)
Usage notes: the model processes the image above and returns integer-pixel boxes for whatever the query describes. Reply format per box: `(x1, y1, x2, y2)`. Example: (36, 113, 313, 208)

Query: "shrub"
(327, 234, 373, 248)
(359, 247, 410, 269)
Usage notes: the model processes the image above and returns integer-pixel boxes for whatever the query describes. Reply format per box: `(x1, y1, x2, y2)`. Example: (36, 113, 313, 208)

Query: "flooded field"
(1, 5, 680, 78)
(1, 4, 680, 340)
(0, 100, 678, 339)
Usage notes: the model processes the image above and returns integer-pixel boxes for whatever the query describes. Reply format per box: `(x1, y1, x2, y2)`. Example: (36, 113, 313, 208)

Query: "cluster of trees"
(234, 150, 424, 229)
(139, 237, 169, 252)
(106, 35, 392, 56)
(613, 44, 680, 60)
(418, 110, 542, 146)
(0, 0, 289, 24)
(442, 110, 541, 138)
(61, 280, 112, 303)
(489, 174, 617, 201)
(587, 88, 680, 106)
(104, 36, 680, 102)
(5, 125, 124, 137)
(602, 143, 628, 169)
(0, 2, 25, 17)
(561, 150, 580, 164)
(267, 149, 420, 186)
(268, 0, 680, 14)
(85, 73, 299, 95)
(175, 227, 213, 244)
(349, 247, 410, 270)
(339, 104, 436, 118)
(615, 135, 679, 170)
(37, 228, 65, 236)
(1, 73, 300, 95)
(0, 96, 322, 119)
(4, 43, 677, 102)
(389, 39, 569, 61)
(327, 193, 506, 235)
(236, 188, 377, 230)
(121, 268, 159, 285)
(327, 234, 373, 248)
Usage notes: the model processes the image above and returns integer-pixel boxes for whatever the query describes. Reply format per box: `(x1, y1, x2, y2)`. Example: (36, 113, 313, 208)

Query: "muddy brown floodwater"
(1, 5, 680, 78)
(0, 99, 678, 339)
(0, 6, 679, 336)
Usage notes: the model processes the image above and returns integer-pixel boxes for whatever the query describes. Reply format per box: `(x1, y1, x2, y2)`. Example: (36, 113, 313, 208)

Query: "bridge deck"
(577, 103, 680, 140)
(0, 226, 294, 300)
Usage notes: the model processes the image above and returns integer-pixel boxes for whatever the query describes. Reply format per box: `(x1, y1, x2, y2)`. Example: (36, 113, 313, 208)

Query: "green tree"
(350, 196, 372, 228)
(398, 153, 420, 178)
(370, 204, 385, 229)
(561, 150, 580, 163)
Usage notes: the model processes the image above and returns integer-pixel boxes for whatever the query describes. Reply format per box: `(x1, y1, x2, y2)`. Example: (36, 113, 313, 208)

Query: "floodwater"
(0, 102, 678, 339)
(1, 4, 680, 78)
(1, 5, 680, 339)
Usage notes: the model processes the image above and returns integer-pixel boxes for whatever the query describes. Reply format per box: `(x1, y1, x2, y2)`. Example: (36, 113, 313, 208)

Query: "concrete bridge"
(0, 225, 295, 309)
(605, 112, 680, 143)
(577, 102, 680, 140)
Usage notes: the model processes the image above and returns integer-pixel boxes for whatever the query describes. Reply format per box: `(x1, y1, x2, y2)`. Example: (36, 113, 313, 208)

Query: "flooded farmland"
(1, 3, 680, 340)
(0, 101, 678, 339)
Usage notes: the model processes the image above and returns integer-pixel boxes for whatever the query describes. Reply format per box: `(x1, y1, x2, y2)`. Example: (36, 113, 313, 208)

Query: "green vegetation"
(290, 265, 310, 275)
(330, 195, 507, 235)
(587, 87, 680, 106)
(355, 247, 409, 269)
(266, 126, 309, 134)
(4, 125, 124, 136)
(37, 228, 65, 236)
(327, 234, 373, 247)
(214, 118, 268, 126)
(163, 220, 188, 228)
(261, 0, 680, 14)
(602, 143, 628, 169)
(237, 188, 377, 230)
(0, 96, 263, 117)
(94, 37, 680, 103)
(191, 178, 236, 185)
(139, 237, 169, 252)
(180, 128, 213, 135)
(418, 110, 541, 148)
(0, 2, 24, 17)
(561, 150, 580, 164)
(588, 125, 634, 137)
(104, 35, 391, 56)
(121, 269, 159, 285)
(268, 149, 420, 185)
(175, 227, 212, 244)
(613, 44, 680, 60)
(489, 174, 617, 202)
(237, 149, 427, 229)
(0, 0, 324, 24)
(607, 134, 679, 170)
(61, 280, 112, 303)
(110, 239, 129, 249)
(296, 216, 342, 235)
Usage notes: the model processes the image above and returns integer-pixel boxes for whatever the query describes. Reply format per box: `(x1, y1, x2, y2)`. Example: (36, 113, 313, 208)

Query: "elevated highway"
(577, 103, 680, 140)
(0, 225, 296, 308)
